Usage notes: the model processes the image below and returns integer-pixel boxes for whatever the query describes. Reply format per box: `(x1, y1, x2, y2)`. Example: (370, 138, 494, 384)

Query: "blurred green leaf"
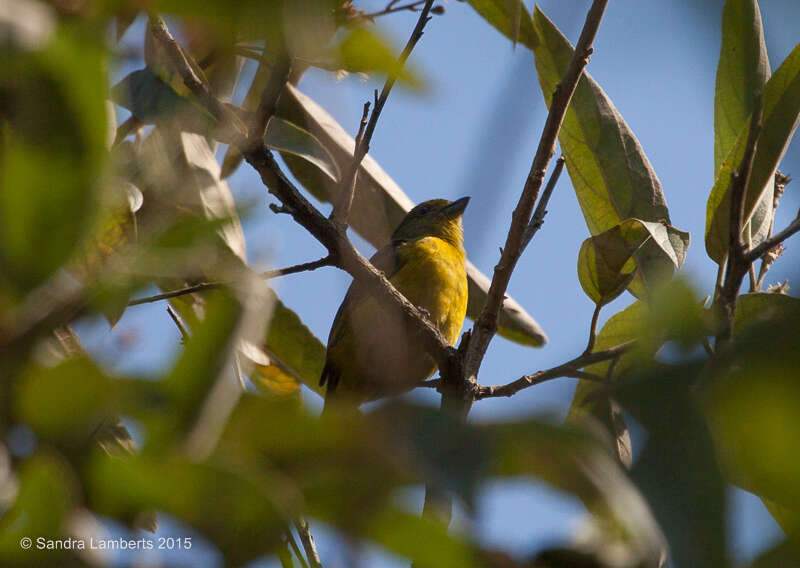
(367, 508, 477, 568)
(707, 323, 800, 515)
(160, 288, 242, 431)
(88, 451, 286, 564)
(265, 117, 340, 182)
(0, 452, 79, 565)
(619, 363, 727, 568)
(485, 419, 664, 564)
(466, 0, 538, 49)
(714, 0, 770, 174)
(705, 40, 800, 264)
(277, 84, 548, 346)
(0, 30, 107, 294)
(327, 27, 422, 88)
(577, 220, 649, 306)
(16, 357, 113, 445)
(734, 292, 800, 335)
(748, 540, 800, 568)
(530, 7, 689, 298)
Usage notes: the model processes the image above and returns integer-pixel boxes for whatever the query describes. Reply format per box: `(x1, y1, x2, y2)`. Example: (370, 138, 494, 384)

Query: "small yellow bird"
(320, 197, 470, 408)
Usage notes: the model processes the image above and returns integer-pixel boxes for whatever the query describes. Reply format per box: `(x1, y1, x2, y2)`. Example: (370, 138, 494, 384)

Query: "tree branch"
(745, 216, 800, 263)
(127, 256, 333, 307)
(331, 100, 370, 225)
(464, 0, 609, 387)
(332, 0, 435, 226)
(252, 53, 292, 142)
(716, 94, 763, 345)
(473, 341, 632, 400)
(585, 302, 602, 354)
(521, 155, 566, 252)
(294, 518, 322, 568)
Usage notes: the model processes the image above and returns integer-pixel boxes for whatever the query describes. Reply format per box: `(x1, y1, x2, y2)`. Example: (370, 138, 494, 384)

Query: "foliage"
(1, 0, 799, 567)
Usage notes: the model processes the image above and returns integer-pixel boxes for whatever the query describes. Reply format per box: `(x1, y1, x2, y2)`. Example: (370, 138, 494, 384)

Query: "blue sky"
(77, 0, 800, 565)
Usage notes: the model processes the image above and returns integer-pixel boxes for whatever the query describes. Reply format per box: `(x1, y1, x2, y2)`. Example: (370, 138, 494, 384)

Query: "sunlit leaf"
(250, 291, 326, 397)
(705, 41, 800, 264)
(714, 0, 770, 174)
(465, 0, 538, 49)
(530, 7, 689, 298)
(277, 84, 547, 346)
(577, 220, 650, 306)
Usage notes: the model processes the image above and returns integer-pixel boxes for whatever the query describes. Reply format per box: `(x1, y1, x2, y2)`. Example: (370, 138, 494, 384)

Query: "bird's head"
(391, 196, 470, 247)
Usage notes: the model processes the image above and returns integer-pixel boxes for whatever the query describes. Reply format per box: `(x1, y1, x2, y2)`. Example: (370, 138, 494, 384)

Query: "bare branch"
(521, 155, 566, 251)
(127, 257, 333, 307)
(146, 14, 245, 140)
(331, 100, 370, 224)
(716, 94, 764, 345)
(585, 303, 602, 354)
(745, 216, 800, 263)
(464, 0, 610, 386)
(166, 305, 190, 342)
(332, 0, 435, 226)
(294, 518, 322, 568)
(364, 1, 434, 19)
(474, 341, 632, 400)
(252, 53, 292, 142)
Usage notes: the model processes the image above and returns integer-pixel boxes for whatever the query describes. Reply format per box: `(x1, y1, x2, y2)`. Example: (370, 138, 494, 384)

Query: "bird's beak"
(442, 196, 470, 218)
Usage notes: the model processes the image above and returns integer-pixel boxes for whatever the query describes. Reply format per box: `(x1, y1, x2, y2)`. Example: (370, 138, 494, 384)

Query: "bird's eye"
(417, 205, 430, 214)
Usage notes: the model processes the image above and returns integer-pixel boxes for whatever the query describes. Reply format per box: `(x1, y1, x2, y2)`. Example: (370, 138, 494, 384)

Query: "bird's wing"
(319, 241, 406, 392)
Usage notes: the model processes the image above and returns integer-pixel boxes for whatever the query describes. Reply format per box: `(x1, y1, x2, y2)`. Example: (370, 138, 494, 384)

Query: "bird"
(320, 197, 470, 409)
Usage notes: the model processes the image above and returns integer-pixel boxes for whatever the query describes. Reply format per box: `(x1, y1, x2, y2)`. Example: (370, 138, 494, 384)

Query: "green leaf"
(88, 452, 286, 565)
(249, 290, 327, 397)
(465, 0, 538, 49)
(161, 288, 243, 427)
(277, 84, 547, 346)
(567, 301, 649, 466)
(329, 27, 422, 88)
(16, 357, 113, 445)
(577, 219, 650, 306)
(619, 363, 727, 568)
(367, 509, 477, 567)
(734, 292, 800, 335)
(748, 540, 800, 568)
(486, 419, 664, 564)
(705, 41, 800, 264)
(530, 7, 689, 298)
(0, 453, 78, 565)
(714, 0, 770, 174)
(0, 31, 107, 293)
(265, 117, 340, 182)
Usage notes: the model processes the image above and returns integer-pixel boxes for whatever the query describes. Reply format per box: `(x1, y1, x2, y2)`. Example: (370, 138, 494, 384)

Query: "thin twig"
(745, 215, 800, 263)
(331, 0, 435, 225)
(127, 256, 333, 307)
(285, 529, 310, 568)
(702, 338, 715, 357)
(464, 0, 609, 390)
(521, 155, 566, 251)
(364, 0, 430, 19)
(332, 101, 371, 225)
(585, 303, 602, 354)
(112, 115, 143, 148)
(473, 341, 632, 400)
(294, 518, 323, 568)
(166, 305, 190, 343)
